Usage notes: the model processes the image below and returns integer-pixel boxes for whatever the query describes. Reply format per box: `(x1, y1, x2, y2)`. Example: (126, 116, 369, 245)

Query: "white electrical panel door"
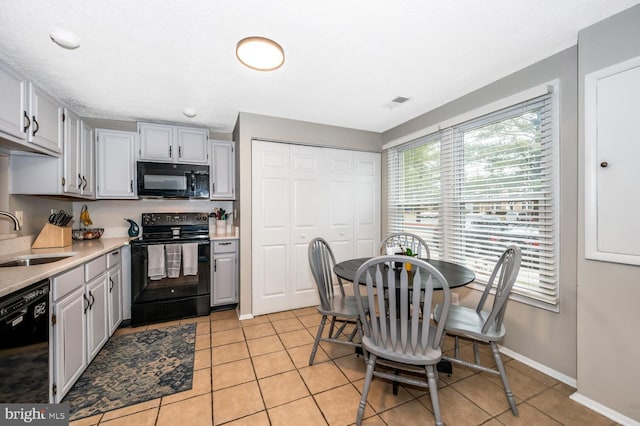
(585, 57, 640, 265)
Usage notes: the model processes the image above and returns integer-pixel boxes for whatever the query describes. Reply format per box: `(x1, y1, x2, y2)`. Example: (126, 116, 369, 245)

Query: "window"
(387, 92, 558, 309)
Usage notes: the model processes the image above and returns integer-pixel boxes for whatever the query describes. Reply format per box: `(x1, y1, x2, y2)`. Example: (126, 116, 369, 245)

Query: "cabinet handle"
(178, 145, 182, 158)
(82, 176, 87, 190)
(32, 116, 39, 136)
(109, 276, 114, 292)
(169, 145, 172, 158)
(220, 242, 231, 245)
(214, 259, 216, 272)
(78, 174, 83, 189)
(130, 180, 134, 192)
(23, 111, 31, 133)
(89, 291, 95, 309)
(83, 293, 90, 314)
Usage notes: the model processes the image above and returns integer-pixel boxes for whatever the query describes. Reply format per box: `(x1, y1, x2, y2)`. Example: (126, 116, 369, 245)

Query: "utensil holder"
(32, 223, 72, 248)
(216, 220, 226, 235)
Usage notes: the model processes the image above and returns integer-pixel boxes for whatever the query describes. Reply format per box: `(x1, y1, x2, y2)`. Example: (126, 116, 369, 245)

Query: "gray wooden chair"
(378, 232, 430, 259)
(307, 237, 364, 365)
(353, 255, 451, 426)
(434, 245, 522, 416)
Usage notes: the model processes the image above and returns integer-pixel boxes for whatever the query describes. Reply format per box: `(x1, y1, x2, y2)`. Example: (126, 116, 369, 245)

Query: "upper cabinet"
(96, 129, 137, 199)
(138, 122, 208, 164)
(63, 110, 94, 198)
(0, 61, 63, 155)
(210, 140, 235, 200)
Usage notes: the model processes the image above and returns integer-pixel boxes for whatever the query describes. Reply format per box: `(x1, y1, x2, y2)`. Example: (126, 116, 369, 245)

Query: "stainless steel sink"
(0, 253, 76, 268)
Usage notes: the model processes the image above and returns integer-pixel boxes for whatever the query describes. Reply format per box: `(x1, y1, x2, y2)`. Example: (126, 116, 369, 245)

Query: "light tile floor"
(69, 308, 619, 426)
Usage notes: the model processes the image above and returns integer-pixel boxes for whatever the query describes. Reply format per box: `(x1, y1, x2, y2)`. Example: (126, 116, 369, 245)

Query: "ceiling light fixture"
(49, 29, 80, 50)
(183, 108, 197, 118)
(236, 36, 284, 71)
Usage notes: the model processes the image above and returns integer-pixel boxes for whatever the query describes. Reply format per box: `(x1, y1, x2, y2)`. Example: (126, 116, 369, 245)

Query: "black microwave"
(137, 162, 209, 199)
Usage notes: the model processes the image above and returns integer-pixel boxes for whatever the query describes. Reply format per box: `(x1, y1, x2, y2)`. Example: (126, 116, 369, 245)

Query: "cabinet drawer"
(212, 240, 237, 253)
(52, 265, 84, 301)
(85, 255, 106, 282)
(106, 249, 121, 269)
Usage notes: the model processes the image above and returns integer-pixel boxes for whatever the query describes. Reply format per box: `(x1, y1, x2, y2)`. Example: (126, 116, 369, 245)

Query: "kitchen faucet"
(0, 211, 21, 231)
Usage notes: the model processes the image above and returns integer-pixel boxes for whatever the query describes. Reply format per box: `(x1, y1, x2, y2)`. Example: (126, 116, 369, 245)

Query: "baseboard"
(498, 345, 577, 387)
(499, 346, 639, 425)
(570, 392, 640, 426)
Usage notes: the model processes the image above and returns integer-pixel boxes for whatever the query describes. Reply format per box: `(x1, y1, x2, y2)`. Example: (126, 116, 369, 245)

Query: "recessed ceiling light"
(183, 108, 197, 118)
(49, 29, 80, 50)
(236, 36, 284, 71)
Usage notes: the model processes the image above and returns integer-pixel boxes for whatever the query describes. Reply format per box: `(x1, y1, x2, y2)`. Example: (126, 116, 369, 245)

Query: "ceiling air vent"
(392, 96, 410, 104)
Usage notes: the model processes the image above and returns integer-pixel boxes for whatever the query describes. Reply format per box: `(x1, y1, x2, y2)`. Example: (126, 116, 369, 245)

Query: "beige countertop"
(0, 237, 131, 299)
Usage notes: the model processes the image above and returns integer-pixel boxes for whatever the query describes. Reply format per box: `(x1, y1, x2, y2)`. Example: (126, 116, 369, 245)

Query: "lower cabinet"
(51, 250, 122, 402)
(211, 240, 238, 306)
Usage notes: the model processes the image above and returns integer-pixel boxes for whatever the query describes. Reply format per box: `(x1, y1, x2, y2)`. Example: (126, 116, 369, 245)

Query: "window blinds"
(387, 93, 558, 308)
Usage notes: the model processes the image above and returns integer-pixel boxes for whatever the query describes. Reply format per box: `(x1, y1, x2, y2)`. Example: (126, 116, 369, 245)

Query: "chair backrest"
(308, 237, 344, 311)
(477, 245, 522, 334)
(353, 255, 451, 358)
(378, 232, 431, 259)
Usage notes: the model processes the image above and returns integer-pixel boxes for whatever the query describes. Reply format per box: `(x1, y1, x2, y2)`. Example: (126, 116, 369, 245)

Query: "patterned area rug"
(63, 324, 196, 420)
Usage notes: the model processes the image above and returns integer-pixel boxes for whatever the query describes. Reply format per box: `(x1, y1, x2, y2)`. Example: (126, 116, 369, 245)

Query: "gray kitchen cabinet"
(95, 129, 137, 199)
(211, 240, 238, 306)
(9, 111, 95, 199)
(0, 60, 63, 155)
(210, 140, 235, 200)
(138, 122, 209, 164)
(106, 249, 123, 335)
(51, 254, 110, 402)
(52, 283, 87, 402)
(51, 266, 87, 402)
(63, 110, 94, 198)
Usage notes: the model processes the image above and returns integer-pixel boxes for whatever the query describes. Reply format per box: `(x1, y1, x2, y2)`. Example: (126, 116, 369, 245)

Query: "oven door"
(131, 239, 210, 305)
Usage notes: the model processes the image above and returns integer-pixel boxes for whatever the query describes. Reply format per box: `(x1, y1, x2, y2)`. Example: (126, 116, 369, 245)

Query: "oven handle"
(132, 239, 210, 247)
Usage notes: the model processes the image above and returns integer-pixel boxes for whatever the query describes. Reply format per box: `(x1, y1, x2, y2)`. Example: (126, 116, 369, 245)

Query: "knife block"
(32, 223, 72, 248)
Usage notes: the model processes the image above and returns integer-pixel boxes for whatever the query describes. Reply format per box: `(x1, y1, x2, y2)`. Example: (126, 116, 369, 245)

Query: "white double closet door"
(252, 140, 380, 316)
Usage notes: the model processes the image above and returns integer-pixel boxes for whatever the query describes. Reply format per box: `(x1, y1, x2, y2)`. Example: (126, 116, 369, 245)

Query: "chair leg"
(328, 316, 337, 338)
(490, 342, 519, 416)
(356, 354, 377, 426)
(309, 315, 327, 366)
(426, 365, 444, 426)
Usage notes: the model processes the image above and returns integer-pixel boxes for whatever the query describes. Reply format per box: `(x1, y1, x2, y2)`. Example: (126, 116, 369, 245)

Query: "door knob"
(600, 161, 608, 168)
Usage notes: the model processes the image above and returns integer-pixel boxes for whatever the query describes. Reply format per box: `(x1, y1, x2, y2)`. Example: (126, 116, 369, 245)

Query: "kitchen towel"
(165, 244, 182, 278)
(147, 245, 166, 280)
(182, 243, 199, 276)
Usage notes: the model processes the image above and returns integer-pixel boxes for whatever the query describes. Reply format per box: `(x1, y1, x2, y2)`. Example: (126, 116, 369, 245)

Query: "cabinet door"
(81, 122, 95, 197)
(96, 129, 137, 199)
(139, 122, 174, 162)
(177, 127, 208, 164)
(0, 62, 27, 140)
(212, 252, 237, 306)
(86, 276, 109, 361)
(210, 140, 235, 199)
(107, 267, 122, 335)
(28, 83, 63, 153)
(63, 110, 81, 195)
(53, 286, 87, 402)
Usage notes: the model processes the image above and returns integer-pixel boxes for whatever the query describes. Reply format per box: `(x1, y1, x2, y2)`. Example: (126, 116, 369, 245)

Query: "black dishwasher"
(0, 279, 50, 403)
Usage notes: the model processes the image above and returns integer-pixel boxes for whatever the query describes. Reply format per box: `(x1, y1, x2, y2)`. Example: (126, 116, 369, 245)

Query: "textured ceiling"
(1, 1, 639, 133)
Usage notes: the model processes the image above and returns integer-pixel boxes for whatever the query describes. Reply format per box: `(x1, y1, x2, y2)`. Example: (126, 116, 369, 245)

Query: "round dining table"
(333, 257, 475, 289)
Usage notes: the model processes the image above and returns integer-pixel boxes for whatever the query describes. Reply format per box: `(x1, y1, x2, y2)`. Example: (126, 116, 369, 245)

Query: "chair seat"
(362, 321, 441, 365)
(434, 303, 505, 342)
(316, 295, 363, 318)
